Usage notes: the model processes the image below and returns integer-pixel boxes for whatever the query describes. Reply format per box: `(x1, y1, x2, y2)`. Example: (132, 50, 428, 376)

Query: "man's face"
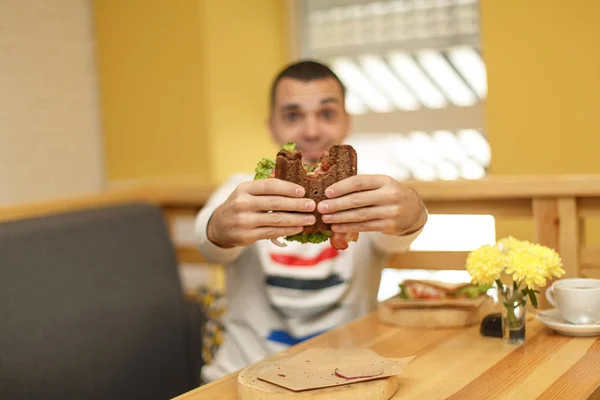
(269, 77, 350, 165)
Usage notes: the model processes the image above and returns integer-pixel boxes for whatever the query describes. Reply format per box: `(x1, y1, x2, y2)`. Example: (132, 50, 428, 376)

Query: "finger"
(250, 226, 305, 242)
(318, 190, 383, 214)
(325, 175, 387, 198)
(251, 196, 316, 212)
(331, 219, 396, 234)
(321, 205, 398, 224)
(245, 179, 305, 197)
(246, 212, 316, 228)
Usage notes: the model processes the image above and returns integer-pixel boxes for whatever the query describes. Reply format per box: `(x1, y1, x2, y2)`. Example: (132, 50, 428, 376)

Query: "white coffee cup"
(545, 278, 600, 325)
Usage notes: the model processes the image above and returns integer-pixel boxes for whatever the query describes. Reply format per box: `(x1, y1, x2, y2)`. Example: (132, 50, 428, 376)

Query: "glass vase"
(501, 286, 527, 345)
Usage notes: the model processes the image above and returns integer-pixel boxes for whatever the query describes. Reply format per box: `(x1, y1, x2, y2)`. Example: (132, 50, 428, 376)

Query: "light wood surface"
(405, 175, 600, 200)
(558, 198, 582, 279)
(0, 182, 215, 223)
(177, 312, 600, 400)
(0, 188, 151, 223)
(387, 250, 468, 271)
(533, 198, 559, 251)
(236, 351, 399, 400)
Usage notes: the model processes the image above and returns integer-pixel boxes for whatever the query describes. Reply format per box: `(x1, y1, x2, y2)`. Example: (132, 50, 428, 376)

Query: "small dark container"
(480, 313, 503, 338)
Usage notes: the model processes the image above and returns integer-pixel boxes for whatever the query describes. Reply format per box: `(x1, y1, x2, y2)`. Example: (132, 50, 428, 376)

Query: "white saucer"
(536, 308, 600, 337)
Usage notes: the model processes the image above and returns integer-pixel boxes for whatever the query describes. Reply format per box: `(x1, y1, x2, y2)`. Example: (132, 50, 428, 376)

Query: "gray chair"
(0, 203, 204, 399)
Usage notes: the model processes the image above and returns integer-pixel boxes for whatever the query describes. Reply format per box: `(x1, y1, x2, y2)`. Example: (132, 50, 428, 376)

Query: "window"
(292, 0, 493, 299)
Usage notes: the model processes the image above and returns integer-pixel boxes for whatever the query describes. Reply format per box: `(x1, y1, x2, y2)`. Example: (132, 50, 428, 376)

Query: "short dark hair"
(270, 60, 346, 109)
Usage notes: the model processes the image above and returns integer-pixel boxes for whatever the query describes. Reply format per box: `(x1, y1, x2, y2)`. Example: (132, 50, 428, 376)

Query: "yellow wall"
(93, 0, 289, 185)
(93, 0, 210, 182)
(201, 1, 288, 184)
(481, 0, 600, 243)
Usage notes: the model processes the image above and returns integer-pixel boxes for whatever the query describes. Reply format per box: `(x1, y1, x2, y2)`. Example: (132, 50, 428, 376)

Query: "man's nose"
(303, 116, 319, 139)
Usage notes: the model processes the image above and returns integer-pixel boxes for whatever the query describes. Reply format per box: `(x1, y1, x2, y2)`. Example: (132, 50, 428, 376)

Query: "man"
(195, 60, 427, 382)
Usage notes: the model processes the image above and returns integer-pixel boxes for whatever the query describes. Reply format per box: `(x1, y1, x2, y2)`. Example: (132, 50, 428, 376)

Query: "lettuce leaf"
(253, 143, 296, 180)
(254, 158, 275, 180)
(282, 142, 296, 153)
(284, 232, 329, 244)
(397, 283, 410, 299)
(452, 284, 491, 298)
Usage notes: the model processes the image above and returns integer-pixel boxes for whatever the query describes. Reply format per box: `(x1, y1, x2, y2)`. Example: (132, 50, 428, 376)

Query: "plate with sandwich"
(254, 143, 358, 250)
(378, 279, 497, 328)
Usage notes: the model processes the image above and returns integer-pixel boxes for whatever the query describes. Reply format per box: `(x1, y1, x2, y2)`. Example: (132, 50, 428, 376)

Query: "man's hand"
(318, 175, 427, 236)
(207, 179, 316, 248)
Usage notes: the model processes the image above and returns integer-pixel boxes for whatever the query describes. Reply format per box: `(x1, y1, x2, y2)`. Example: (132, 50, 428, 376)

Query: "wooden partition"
(390, 176, 600, 281)
(2, 176, 600, 291)
(147, 176, 600, 282)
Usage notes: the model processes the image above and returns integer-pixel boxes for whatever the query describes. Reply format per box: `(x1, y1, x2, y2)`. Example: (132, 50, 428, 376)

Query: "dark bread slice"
(274, 144, 357, 234)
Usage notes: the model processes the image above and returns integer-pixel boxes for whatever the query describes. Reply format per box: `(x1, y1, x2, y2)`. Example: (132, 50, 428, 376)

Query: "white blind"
(295, 0, 488, 181)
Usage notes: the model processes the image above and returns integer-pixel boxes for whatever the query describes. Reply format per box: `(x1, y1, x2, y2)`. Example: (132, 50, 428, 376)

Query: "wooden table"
(175, 312, 600, 400)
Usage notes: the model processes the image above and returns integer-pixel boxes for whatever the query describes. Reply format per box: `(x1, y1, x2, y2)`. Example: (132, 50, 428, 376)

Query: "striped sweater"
(195, 174, 422, 382)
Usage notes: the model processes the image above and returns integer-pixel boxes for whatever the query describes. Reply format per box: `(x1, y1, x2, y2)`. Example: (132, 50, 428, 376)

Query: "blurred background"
(2, 0, 600, 294)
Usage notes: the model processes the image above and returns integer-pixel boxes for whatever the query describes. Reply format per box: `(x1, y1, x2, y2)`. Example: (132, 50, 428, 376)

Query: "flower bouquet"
(466, 237, 565, 344)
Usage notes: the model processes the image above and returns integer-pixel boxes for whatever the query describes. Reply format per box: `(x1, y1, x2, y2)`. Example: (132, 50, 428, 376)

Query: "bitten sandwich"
(254, 143, 358, 249)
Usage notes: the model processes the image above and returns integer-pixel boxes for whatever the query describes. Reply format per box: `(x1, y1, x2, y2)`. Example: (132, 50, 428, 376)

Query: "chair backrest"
(0, 203, 198, 399)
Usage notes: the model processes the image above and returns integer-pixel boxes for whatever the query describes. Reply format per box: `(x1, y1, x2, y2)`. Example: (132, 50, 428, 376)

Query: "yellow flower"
(528, 243, 564, 278)
(466, 237, 566, 290)
(497, 236, 527, 252)
(465, 244, 505, 285)
(499, 238, 565, 289)
(505, 248, 548, 288)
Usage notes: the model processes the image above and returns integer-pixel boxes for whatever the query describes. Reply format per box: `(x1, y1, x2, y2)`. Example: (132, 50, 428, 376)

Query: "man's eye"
(321, 110, 335, 120)
(285, 113, 299, 122)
